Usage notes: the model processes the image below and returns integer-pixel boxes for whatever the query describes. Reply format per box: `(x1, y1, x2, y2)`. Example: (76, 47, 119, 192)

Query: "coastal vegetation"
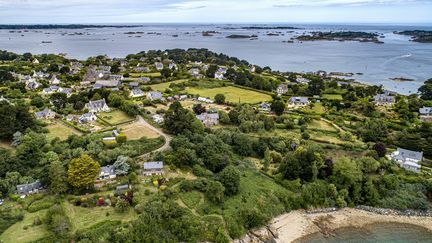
(296, 31, 383, 43)
(396, 30, 432, 43)
(0, 48, 431, 242)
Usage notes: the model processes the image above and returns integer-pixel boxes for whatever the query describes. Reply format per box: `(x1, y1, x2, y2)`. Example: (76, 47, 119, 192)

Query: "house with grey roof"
(94, 80, 121, 88)
(196, 113, 220, 127)
(109, 74, 124, 81)
(130, 88, 145, 98)
(49, 75, 61, 85)
(26, 80, 40, 90)
(85, 99, 110, 113)
(389, 148, 423, 173)
(16, 180, 43, 196)
(35, 108, 56, 120)
(134, 66, 150, 72)
(60, 88, 73, 98)
(143, 161, 164, 176)
(128, 82, 140, 88)
(79, 112, 97, 123)
(277, 84, 289, 95)
(155, 62, 164, 71)
(419, 107, 432, 122)
(373, 94, 396, 106)
(288, 97, 310, 108)
(98, 165, 116, 181)
(116, 184, 130, 193)
(259, 102, 271, 111)
(146, 91, 163, 101)
(189, 68, 203, 79)
(138, 77, 151, 83)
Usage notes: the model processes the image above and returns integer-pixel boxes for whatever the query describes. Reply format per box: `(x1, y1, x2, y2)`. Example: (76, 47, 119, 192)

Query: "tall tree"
(419, 78, 432, 100)
(49, 160, 68, 195)
(67, 154, 100, 189)
(218, 166, 240, 196)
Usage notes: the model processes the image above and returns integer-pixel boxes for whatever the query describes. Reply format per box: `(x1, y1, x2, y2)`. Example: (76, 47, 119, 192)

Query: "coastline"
(236, 207, 432, 243)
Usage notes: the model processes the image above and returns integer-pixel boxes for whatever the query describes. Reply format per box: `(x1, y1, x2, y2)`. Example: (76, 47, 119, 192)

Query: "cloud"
(271, 0, 432, 7)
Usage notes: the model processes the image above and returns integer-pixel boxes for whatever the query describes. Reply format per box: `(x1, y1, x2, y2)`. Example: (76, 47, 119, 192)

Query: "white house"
(419, 107, 432, 122)
(143, 161, 164, 176)
(79, 112, 97, 123)
(373, 94, 396, 106)
(259, 102, 271, 111)
(130, 88, 145, 98)
(35, 108, 56, 120)
(98, 165, 116, 181)
(85, 99, 110, 113)
(146, 91, 163, 101)
(296, 77, 311, 84)
(155, 62, 164, 71)
(49, 75, 61, 85)
(197, 97, 214, 104)
(389, 148, 423, 173)
(152, 114, 164, 124)
(288, 97, 310, 108)
(196, 113, 220, 127)
(276, 84, 289, 95)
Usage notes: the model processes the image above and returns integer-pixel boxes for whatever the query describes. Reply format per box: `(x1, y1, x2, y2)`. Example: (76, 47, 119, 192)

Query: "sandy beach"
(239, 208, 432, 243)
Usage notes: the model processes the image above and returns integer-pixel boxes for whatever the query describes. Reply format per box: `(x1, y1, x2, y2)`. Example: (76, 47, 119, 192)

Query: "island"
(396, 30, 432, 43)
(296, 31, 384, 43)
(226, 34, 252, 39)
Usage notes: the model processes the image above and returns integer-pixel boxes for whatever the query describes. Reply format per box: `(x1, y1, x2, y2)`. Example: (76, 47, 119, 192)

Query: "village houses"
(143, 161, 164, 176)
(35, 108, 56, 120)
(373, 94, 396, 106)
(288, 97, 310, 108)
(196, 112, 220, 127)
(276, 84, 289, 95)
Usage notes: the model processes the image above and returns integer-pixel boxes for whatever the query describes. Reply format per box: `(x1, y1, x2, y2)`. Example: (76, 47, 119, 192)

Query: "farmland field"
(98, 110, 134, 125)
(0, 210, 49, 243)
(118, 122, 160, 140)
(186, 86, 272, 104)
(148, 79, 186, 91)
(322, 94, 343, 100)
(129, 72, 161, 78)
(47, 122, 82, 140)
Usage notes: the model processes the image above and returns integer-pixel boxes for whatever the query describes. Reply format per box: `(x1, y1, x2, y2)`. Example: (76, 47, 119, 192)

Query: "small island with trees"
(396, 30, 432, 43)
(296, 31, 384, 43)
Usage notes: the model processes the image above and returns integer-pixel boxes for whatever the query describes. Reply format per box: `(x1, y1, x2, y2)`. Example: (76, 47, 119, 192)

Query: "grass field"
(47, 122, 82, 140)
(98, 110, 134, 125)
(308, 119, 337, 132)
(148, 79, 187, 91)
(322, 94, 343, 100)
(118, 122, 160, 140)
(0, 210, 49, 243)
(180, 191, 203, 209)
(186, 86, 272, 104)
(63, 202, 137, 233)
(129, 72, 161, 78)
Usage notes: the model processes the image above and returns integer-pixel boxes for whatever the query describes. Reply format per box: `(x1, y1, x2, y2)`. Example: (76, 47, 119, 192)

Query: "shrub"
(27, 197, 56, 213)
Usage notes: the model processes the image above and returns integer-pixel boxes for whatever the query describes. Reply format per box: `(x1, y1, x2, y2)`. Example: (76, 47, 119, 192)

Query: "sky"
(0, 0, 431, 24)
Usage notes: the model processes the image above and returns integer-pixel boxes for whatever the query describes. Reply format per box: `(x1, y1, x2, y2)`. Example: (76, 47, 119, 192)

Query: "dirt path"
(136, 115, 172, 159)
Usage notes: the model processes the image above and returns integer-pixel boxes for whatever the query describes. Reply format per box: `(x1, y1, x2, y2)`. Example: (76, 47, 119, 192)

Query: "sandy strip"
(267, 208, 432, 243)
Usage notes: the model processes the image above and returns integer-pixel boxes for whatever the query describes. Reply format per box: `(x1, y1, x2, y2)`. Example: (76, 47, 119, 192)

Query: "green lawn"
(186, 86, 272, 104)
(62, 202, 138, 233)
(180, 191, 203, 209)
(0, 210, 49, 243)
(98, 110, 134, 125)
(148, 79, 187, 91)
(308, 119, 337, 132)
(129, 72, 161, 78)
(322, 94, 343, 100)
(47, 122, 82, 140)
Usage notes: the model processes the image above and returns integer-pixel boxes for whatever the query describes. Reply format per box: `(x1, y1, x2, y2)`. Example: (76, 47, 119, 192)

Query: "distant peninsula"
(241, 26, 301, 30)
(396, 30, 432, 43)
(0, 24, 142, 30)
(296, 31, 383, 44)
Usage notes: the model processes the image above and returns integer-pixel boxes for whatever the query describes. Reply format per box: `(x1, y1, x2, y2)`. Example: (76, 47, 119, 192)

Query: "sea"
(1, 23, 432, 94)
(297, 222, 432, 243)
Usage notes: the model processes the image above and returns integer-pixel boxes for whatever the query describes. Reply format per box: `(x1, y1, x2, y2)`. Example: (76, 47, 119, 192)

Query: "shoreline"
(236, 207, 432, 243)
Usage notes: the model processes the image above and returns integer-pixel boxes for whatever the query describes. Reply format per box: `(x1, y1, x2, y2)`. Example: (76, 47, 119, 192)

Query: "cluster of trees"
(0, 102, 38, 139)
(225, 68, 281, 91)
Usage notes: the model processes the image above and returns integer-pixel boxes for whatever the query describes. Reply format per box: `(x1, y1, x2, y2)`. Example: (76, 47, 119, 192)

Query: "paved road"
(136, 115, 172, 159)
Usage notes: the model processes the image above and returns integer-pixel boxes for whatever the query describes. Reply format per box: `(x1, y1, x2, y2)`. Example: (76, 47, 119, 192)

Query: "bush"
(27, 197, 56, 212)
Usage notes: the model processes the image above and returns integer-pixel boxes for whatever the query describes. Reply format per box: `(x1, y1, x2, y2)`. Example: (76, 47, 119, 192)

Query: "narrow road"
(136, 115, 172, 159)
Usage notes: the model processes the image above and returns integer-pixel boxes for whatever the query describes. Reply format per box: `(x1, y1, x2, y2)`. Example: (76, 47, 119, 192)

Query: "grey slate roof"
(100, 165, 116, 176)
(196, 113, 220, 122)
(16, 180, 43, 195)
(289, 97, 309, 103)
(147, 91, 163, 100)
(419, 107, 432, 115)
(394, 148, 423, 162)
(374, 94, 395, 103)
(86, 99, 108, 111)
(95, 80, 121, 88)
(35, 108, 55, 119)
(143, 161, 164, 170)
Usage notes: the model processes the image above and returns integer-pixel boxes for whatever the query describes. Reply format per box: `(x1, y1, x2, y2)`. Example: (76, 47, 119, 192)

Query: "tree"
(206, 65, 218, 78)
(419, 78, 432, 100)
(30, 96, 45, 108)
(67, 154, 100, 189)
(214, 94, 226, 104)
(278, 145, 324, 182)
(11, 131, 22, 147)
(50, 92, 68, 109)
(359, 119, 388, 142)
(307, 77, 325, 95)
(192, 103, 206, 115)
(0, 102, 36, 139)
(271, 98, 285, 116)
(49, 160, 68, 195)
(161, 68, 172, 79)
(163, 101, 204, 135)
(113, 156, 130, 175)
(205, 180, 225, 203)
(218, 166, 240, 196)
(373, 143, 387, 158)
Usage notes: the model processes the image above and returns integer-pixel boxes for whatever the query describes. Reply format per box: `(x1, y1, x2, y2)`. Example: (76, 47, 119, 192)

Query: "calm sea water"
(1, 23, 432, 94)
(297, 223, 432, 243)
